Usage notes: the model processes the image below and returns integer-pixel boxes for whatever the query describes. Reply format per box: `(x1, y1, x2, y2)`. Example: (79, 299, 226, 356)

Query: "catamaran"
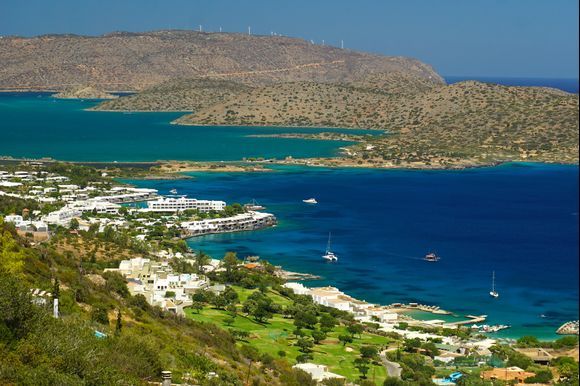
(244, 199, 265, 211)
(322, 232, 338, 262)
(489, 271, 499, 298)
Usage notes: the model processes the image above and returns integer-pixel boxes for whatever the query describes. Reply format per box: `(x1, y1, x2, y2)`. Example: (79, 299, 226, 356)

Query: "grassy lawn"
(184, 289, 392, 383)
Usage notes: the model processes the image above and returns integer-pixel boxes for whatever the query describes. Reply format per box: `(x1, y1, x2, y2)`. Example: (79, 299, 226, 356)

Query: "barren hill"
(0, 30, 442, 91)
(175, 80, 579, 166)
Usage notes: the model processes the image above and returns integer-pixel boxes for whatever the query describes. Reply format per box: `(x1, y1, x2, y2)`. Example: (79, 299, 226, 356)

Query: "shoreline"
(2, 155, 577, 173)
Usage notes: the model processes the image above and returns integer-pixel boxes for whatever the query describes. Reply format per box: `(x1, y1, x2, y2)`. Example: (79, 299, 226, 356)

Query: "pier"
(445, 315, 487, 327)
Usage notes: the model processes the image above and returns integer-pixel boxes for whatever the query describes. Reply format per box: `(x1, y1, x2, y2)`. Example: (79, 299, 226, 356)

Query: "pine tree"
(115, 308, 122, 336)
(52, 277, 60, 300)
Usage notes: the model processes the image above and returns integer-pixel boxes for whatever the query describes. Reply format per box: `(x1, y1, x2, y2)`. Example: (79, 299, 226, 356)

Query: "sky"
(1, 0, 578, 78)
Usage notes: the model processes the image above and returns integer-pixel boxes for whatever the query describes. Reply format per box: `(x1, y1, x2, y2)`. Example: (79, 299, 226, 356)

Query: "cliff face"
(0, 30, 443, 91)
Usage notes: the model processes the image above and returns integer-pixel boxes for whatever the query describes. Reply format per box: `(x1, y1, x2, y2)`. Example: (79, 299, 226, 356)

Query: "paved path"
(380, 350, 402, 379)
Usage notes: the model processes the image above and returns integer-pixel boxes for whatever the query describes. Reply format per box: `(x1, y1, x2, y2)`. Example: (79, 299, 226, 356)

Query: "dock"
(444, 315, 487, 327)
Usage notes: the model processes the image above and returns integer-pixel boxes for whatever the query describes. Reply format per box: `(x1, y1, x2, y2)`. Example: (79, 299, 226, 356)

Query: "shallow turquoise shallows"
(0, 92, 372, 161)
(127, 163, 579, 340)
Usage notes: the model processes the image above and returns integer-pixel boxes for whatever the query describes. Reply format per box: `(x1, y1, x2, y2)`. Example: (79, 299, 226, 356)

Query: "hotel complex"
(146, 197, 226, 212)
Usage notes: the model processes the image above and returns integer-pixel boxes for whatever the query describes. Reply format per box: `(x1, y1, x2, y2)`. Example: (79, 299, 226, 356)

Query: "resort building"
(292, 363, 345, 383)
(181, 211, 276, 235)
(146, 196, 226, 213)
(41, 207, 82, 226)
(107, 257, 209, 315)
(93, 187, 158, 203)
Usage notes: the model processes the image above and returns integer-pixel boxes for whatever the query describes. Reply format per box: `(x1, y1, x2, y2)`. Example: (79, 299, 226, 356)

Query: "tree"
(516, 335, 540, 347)
(421, 341, 440, 358)
(251, 302, 272, 323)
(383, 377, 408, 386)
(360, 345, 378, 360)
(91, 304, 109, 325)
(222, 251, 240, 282)
(222, 287, 239, 306)
(311, 329, 327, 344)
(354, 358, 370, 379)
(402, 338, 422, 353)
(347, 323, 364, 338)
(192, 301, 204, 314)
(224, 316, 236, 326)
(69, 218, 79, 230)
(115, 308, 122, 336)
(294, 310, 318, 330)
(339, 334, 353, 346)
(195, 250, 211, 273)
(320, 313, 337, 331)
(296, 337, 314, 353)
(52, 277, 60, 300)
(524, 369, 553, 384)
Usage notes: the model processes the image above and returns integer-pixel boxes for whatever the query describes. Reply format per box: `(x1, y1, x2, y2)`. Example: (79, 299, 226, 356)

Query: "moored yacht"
(322, 232, 338, 262)
(424, 252, 440, 262)
(489, 271, 499, 298)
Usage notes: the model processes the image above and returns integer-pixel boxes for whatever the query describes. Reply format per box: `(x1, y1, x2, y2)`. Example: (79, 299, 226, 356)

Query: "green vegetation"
(0, 219, 320, 385)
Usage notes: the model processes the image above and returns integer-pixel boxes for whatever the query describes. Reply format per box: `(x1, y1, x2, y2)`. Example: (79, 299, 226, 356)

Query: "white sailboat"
(322, 232, 338, 262)
(489, 271, 499, 298)
(303, 198, 318, 204)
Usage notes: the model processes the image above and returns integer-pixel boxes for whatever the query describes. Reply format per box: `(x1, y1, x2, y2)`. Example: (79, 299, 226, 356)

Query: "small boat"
(244, 199, 265, 211)
(169, 189, 178, 194)
(489, 271, 499, 298)
(322, 232, 338, 262)
(424, 252, 440, 262)
(303, 198, 318, 204)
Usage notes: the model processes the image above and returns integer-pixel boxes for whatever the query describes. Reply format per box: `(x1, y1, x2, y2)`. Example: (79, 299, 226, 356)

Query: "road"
(380, 350, 402, 379)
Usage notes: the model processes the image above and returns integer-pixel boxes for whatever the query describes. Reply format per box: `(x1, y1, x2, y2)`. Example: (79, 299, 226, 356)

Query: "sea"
(0, 92, 368, 162)
(1, 77, 578, 339)
(126, 163, 579, 340)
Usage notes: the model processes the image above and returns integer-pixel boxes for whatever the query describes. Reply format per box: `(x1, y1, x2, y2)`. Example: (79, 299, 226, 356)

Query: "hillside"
(0, 30, 443, 91)
(93, 78, 251, 111)
(175, 81, 579, 166)
(52, 85, 118, 99)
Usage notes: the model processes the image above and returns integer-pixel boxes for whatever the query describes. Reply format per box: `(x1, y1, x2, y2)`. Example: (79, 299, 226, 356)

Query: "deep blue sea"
(445, 76, 579, 94)
(127, 163, 579, 340)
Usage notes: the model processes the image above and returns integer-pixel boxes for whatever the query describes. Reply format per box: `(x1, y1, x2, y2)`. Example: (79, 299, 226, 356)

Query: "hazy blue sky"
(1, 0, 578, 78)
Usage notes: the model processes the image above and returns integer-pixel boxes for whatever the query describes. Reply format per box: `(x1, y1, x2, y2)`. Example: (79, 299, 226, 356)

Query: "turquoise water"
(127, 164, 579, 340)
(0, 92, 371, 161)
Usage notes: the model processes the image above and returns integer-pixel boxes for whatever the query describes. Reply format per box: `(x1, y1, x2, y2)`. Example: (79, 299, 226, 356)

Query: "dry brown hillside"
(175, 80, 579, 166)
(94, 78, 251, 111)
(0, 30, 442, 91)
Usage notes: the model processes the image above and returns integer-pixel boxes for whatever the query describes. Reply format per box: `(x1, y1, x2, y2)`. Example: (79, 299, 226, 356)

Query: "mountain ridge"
(0, 29, 443, 91)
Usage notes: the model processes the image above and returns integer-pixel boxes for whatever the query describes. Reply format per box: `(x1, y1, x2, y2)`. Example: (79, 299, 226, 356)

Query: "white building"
(283, 282, 311, 296)
(41, 207, 82, 226)
(292, 363, 345, 382)
(181, 211, 276, 235)
(147, 197, 226, 213)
